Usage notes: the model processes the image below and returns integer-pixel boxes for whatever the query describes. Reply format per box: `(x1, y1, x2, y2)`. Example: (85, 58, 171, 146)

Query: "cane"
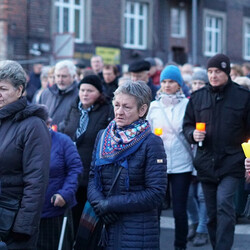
(58, 211, 68, 250)
(52, 195, 68, 250)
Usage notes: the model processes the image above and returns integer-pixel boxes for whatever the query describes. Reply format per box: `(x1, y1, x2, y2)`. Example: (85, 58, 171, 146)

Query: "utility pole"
(192, 0, 198, 65)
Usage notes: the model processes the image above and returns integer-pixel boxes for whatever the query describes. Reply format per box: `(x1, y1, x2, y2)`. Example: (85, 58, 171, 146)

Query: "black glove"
(101, 212, 119, 225)
(11, 231, 31, 242)
(92, 200, 109, 216)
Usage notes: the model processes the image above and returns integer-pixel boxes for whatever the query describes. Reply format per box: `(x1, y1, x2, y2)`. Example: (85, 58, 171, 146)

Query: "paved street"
(160, 209, 250, 250)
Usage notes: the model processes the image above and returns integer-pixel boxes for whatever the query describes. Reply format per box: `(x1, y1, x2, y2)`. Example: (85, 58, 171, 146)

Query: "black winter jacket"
(183, 80, 250, 182)
(60, 98, 114, 186)
(103, 77, 118, 100)
(88, 131, 167, 249)
(0, 97, 51, 238)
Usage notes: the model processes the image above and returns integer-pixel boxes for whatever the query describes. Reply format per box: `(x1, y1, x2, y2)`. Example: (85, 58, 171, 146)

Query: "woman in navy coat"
(87, 81, 167, 250)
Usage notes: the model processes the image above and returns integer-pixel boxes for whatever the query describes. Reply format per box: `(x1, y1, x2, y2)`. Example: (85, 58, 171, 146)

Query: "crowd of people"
(0, 53, 250, 250)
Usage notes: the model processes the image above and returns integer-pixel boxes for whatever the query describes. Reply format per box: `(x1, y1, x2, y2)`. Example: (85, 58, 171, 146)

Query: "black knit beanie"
(207, 53, 231, 75)
(79, 75, 103, 93)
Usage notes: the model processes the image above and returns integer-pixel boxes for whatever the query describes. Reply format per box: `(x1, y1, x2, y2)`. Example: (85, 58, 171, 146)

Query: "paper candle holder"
(241, 140, 250, 158)
(196, 122, 206, 131)
(196, 122, 206, 147)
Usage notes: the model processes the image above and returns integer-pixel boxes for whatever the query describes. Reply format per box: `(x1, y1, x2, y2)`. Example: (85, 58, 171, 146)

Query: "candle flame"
(248, 139, 250, 143)
(154, 128, 163, 136)
(51, 125, 58, 132)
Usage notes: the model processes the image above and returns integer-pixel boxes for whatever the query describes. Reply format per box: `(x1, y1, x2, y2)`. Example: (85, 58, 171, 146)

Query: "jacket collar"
(0, 96, 48, 122)
(0, 97, 27, 120)
(50, 81, 78, 95)
(208, 76, 232, 93)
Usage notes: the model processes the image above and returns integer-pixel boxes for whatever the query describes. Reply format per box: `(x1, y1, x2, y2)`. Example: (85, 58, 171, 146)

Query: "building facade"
(0, 0, 250, 68)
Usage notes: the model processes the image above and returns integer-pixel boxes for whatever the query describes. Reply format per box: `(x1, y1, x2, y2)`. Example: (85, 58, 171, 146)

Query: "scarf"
(157, 91, 185, 106)
(76, 102, 92, 139)
(95, 119, 151, 190)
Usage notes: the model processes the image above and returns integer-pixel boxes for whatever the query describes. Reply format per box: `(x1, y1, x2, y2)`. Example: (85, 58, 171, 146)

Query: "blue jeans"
(168, 172, 191, 249)
(202, 176, 239, 250)
(187, 181, 208, 233)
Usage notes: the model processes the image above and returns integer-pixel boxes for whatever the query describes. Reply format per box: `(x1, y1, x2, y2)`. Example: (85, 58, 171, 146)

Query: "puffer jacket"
(88, 131, 167, 250)
(183, 79, 250, 182)
(0, 97, 51, 237)
(147, 97, 193, 174)
(41, 130, 83, 218)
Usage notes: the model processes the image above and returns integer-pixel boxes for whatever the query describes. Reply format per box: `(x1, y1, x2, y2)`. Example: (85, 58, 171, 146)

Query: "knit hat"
(128, 60, 151, 72)
(207, 53, 231, 75)
(160, 65, 183, 87)
(192, 69, 208, 83)
(79, 75, 103, 93)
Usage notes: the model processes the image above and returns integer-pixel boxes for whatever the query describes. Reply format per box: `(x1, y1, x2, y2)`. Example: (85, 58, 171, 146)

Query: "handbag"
(243, 194, 250, 219)
(0, 195, 20, 241)
(74, 166, 122, 250)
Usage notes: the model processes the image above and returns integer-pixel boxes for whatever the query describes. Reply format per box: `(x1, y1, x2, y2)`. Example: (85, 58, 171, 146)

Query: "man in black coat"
(183, 54, 250, 250)
(129, 59, 159, 100)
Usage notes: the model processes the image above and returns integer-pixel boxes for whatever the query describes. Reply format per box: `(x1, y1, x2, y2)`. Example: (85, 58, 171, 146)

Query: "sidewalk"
(160, 209, 250, 250)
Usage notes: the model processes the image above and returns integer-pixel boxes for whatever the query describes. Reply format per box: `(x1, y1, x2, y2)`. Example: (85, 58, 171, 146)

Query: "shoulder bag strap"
(106, 166, 123, 198)
(158, 101, 194, 160)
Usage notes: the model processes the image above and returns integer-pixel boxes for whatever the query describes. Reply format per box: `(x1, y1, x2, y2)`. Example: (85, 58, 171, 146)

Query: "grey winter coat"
(39, 82, 78, 126)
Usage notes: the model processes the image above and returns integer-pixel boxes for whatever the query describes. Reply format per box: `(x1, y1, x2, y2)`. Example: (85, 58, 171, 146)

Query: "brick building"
(0, 0, 250, 68)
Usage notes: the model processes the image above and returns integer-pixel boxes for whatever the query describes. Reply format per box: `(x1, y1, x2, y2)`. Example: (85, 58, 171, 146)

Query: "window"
(171, 7, 186, 38)
(243, 18, 250, 60)
(203, 10, 226, 56)
(124, 1, 148, 49)
(55, 0, 84, 43)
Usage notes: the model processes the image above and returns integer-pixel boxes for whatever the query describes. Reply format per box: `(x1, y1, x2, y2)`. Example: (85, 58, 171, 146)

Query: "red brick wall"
(4, 0, 51, 61)
(91, 0, 122, 46)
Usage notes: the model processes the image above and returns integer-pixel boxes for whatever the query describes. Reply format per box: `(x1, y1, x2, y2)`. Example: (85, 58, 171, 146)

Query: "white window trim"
(203, 9, 226, 57)
(123, 1, 148, 49)
(171, 7, 186, 38)
(55, 0, 84, 43)
(243, 17, 250, 60)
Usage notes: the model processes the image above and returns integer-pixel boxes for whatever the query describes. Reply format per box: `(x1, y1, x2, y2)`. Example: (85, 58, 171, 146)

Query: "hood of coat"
(0, 97, 49, 122)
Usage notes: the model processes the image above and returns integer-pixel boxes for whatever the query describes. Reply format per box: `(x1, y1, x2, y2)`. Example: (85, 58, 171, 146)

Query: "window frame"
(243, 17, 250, 60)
(203, 9, 226, 57)
(54, 0, 84, 43)
(170, 7, 186, 38)
(123, 1, 149, 50)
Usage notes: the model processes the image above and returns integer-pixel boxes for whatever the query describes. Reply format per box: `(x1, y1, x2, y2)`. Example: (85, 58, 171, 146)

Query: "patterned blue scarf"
(95, 119, 151, 190)
(76, 102, 92, 139)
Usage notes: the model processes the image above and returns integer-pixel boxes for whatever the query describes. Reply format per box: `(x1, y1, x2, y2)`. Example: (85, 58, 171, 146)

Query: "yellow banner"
(96, 47, 121, 65)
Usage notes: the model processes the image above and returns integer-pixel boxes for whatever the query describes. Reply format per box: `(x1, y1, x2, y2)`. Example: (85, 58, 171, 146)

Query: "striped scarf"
(76, 102, 92, 139)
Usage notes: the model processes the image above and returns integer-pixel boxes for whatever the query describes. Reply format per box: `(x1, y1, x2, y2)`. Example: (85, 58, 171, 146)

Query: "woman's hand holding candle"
(245, 158, 250, 173)
(245, 158, 250, 182)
